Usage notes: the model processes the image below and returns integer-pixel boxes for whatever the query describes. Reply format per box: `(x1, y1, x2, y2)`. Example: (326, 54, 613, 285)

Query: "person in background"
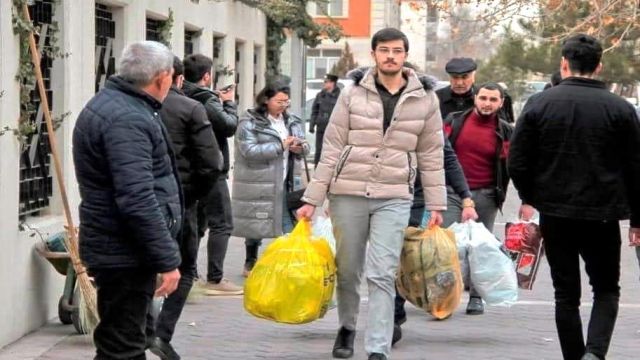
(73, 41, 181, 360)
(182, 54, 243, 296)
(150, 56, 222, 360)
(509, 34, 640, 360)
(231, 83, 309, 277)
(309, 73, 341, 166)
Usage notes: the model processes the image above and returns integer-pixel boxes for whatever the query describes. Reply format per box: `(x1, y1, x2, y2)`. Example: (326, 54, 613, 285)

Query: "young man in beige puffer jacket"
(297, 28, 446, 360)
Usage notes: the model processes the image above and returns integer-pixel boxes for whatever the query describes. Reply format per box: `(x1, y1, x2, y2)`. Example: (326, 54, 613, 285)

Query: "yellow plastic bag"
(396, 226, 463, 319)
(244, 219, 336, 324)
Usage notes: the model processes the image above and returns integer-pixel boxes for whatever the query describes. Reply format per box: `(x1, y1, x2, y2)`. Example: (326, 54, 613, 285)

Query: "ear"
(594, 62, 603, 76)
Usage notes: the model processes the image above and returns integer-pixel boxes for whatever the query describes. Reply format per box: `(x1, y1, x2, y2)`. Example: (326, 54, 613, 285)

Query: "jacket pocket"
(334, 145, 354, 180)
(164, 202, 182, 239)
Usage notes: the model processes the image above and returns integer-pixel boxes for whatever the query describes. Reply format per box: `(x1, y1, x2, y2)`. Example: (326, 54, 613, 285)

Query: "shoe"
(368, 353, 387, 360)
(148, 337, 181, 360)
(581, 354, 601, 360)
(332, 327, 355, 358)
(204, 278, 243, 296)
(466, 296, 484, 315)
(392, 323, 402, 346)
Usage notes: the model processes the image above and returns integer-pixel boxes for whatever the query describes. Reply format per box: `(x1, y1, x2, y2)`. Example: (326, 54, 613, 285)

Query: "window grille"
(95, 4, 116, 93)
(19, 0, 55, 218)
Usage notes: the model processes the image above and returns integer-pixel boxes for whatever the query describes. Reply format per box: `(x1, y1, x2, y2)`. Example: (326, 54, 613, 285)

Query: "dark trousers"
(314, 130, 325, 167)
(154, 201, 199, 342)
(541, 214, 621, 360)
(93, 268, 156, 360)
(197, 176, 233, 283)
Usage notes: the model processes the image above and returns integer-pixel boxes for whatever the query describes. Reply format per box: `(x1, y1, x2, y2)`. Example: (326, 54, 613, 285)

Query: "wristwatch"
(462, 198, 475, 208)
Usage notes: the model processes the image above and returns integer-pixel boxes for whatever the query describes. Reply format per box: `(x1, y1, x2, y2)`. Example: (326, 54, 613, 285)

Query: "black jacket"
(73, 76, 182, 272)
(182, 81, 238, 173)
(436, 85, 516, 123)
(509, 77, 640, 226)
(445, 108, 513, 209)
(160, 86, 222, 204)
(309, 87, 341, 133)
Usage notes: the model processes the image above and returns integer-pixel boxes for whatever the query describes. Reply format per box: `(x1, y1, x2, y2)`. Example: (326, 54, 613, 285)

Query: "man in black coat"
(182, 54, 242, 294)
(309, 73, 341, 166)
(149, 56, 222, 360)
(73, 41, 181, 360)
(509, 34, 640, 360)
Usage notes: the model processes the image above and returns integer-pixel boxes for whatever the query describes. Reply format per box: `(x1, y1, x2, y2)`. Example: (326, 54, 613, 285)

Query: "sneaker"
(204, 279, 243, 296)
(581, 354, 601, 360)
(148, 337, 181, 360)
(466, 296, 484, 315)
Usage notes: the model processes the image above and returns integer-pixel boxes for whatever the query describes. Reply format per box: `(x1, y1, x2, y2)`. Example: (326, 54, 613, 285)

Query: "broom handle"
(22, 4, 79, 246)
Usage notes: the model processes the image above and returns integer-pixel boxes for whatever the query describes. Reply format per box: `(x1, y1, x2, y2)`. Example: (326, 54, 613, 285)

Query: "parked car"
(305, 78, 353, 102)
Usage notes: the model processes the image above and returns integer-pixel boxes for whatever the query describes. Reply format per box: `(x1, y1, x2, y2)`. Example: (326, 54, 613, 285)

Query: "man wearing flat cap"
(437, 57, 515, 123)
(309, 74, 341, 166)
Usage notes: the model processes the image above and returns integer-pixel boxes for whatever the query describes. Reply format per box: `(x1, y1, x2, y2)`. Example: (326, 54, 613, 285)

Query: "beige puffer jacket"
(302, 67, 446, 210)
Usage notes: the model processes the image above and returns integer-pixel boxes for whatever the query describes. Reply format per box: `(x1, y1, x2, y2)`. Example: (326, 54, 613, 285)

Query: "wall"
(0, 0, 266, 348)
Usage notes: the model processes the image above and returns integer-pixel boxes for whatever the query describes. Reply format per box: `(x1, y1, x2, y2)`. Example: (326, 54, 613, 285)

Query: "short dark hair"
(371, 28, 409, 52)
(550, 70, 562, 86)
(255, 82, 291, 115)
(183, 54, 213, 83)
(172, 56, 184, 83)
(476, 82, 505, 99)
(561, 34, 602, 75)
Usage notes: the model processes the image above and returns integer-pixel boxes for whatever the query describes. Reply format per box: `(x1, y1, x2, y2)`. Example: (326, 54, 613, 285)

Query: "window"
(306, 48, 342, 79)
(95, 4, 116, 93)
(146, 18, 162, 42)
(309, 0, 347, 17)
(20, 0, 55, 217)
(184, 30, 198, 56)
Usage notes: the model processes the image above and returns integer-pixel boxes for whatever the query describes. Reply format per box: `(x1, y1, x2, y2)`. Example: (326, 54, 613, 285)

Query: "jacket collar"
(559, 77, 607, 89)
(106, 75, 162, 109)
(169, 85, 185, 96)
(440, 85, 476, 103)
(349, 67, 427, 96)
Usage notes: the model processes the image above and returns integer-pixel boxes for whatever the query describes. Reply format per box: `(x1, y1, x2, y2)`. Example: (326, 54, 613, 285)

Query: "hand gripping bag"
(396, 226, 464, 319)
(244, 219, 336, 324)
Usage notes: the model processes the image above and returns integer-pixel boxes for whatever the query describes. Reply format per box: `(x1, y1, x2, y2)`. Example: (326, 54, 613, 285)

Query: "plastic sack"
(448, 222, 471, 286)
(505, 221, 544, 290)
(311, 215, 336, 255)
(244, 219, 336, 324)
(396, 226, 463, 319)
(465, 221, 518, 306)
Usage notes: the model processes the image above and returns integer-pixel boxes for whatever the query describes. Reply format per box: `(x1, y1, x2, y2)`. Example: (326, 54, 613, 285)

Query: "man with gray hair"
(73, 41, 182, 359)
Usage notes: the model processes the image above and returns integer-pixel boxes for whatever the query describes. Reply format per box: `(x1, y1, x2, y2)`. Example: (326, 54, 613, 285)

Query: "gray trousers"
(442, 187, 499, 297)
(329, 195, 411, 357)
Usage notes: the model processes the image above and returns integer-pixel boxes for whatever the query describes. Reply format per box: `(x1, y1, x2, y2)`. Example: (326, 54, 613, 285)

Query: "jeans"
(540, 214, 621, 360)
(330, 195, 411, 357)
(197, 176, 233, 283)
(154, 201, 199, 342)
(93, 268, 156, 360)
(245, 181, 297, 267)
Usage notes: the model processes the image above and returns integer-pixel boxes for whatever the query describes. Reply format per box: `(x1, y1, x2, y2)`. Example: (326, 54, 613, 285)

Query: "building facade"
(0, 0, 266, 348)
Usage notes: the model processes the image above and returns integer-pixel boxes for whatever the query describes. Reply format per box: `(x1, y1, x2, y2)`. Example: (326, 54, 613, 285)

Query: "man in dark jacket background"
(73, 41, 181, 360)
(509, 34, 640, 360)
(182, 54, 242, 295)
(150, 56, 222, 360)
(309, 73, 341, 166)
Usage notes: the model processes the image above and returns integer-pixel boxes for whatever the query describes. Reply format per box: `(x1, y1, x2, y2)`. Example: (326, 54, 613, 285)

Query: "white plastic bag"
(312, 215, 336, 255)
(448, 222, 471, 286)
(466, 221, 518, 306)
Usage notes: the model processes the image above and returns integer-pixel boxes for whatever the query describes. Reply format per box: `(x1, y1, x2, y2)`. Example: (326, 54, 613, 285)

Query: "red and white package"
(505, 222, 544, 290)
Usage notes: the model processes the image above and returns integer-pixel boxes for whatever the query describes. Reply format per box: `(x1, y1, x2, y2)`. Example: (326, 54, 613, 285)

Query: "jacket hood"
(246, 109, 302, 127)
(347, 66, 436, 91)
(106, 75, 162, 109)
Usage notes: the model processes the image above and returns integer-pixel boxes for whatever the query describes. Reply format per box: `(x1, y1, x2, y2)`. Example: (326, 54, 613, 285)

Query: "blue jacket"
(73, 76, 182, 273)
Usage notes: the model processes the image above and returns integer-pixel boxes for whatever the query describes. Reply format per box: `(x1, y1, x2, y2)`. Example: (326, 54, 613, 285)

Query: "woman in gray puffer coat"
(231, 83, 309, 276)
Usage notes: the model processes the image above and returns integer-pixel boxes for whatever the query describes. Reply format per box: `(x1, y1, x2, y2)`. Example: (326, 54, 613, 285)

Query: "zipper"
(407, 152, 415, 194)
(334, 145, 353, 181)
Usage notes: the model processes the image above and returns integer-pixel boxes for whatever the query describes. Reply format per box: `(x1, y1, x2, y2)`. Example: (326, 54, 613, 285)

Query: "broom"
(22, 4, 100, 332)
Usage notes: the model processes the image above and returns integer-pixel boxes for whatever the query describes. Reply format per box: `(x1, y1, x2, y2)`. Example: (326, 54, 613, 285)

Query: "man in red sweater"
(442, 82, 529, 314)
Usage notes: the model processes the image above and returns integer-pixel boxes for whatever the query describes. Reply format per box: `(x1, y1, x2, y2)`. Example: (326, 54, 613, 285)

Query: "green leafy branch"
(157, 8, 175, 48)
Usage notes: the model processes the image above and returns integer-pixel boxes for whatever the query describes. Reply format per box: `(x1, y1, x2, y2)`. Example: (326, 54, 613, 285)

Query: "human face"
(323, 79, 336, 91)
(144, 68, 174, 102)
(371, 39, 407, 76)
(449, 71, 475, 95)
(266, 91, 290, 117)
(474, 88, 503, 116)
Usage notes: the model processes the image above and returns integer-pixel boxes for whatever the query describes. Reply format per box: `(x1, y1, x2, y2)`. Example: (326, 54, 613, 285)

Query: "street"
(1, 186, 639, 360)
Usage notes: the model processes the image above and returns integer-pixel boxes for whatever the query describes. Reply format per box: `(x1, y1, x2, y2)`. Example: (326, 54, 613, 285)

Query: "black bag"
(286, 155, 310, 211)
